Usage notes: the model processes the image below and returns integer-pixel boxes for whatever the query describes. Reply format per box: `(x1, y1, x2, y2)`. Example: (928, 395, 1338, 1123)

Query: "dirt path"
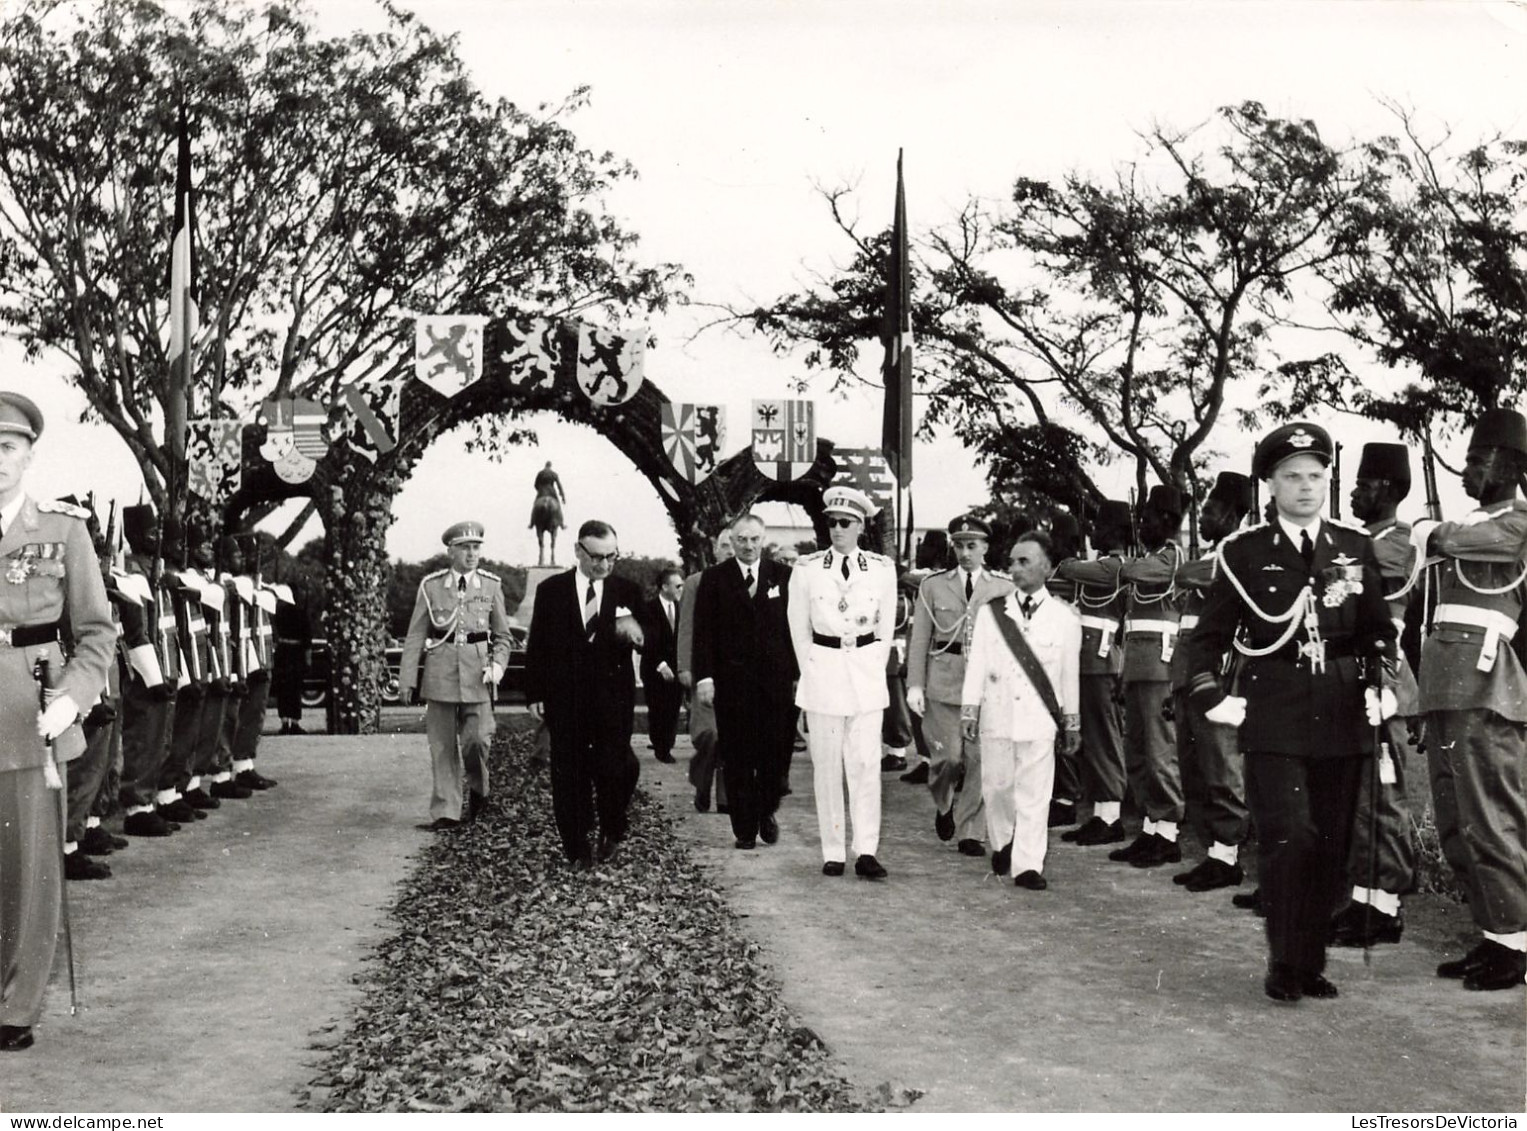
(645, 738, 1525, 1112)
(2, 733, 431, 1113)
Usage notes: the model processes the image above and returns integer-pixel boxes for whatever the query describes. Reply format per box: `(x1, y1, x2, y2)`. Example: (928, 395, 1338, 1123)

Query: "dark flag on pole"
(880, 149, 913, 488)
(167, 102, 198, 465)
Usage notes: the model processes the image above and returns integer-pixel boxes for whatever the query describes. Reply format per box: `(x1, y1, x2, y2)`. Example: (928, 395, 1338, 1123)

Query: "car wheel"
(381, 674, 402, 705)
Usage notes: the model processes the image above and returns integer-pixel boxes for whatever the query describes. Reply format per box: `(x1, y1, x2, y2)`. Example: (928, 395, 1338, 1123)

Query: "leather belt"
(932, 640, 963, 656)
(1433, 603, 1518, 673)
(431, 630, 490, 645)
(1262, 637, 1361, 666)
(813, 631, 878, 650)
(0, 622, 61, 648)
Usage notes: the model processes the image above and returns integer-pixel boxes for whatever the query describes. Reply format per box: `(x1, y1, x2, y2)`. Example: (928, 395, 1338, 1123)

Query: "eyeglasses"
(577, 543, 620, 564)
(827, 517, 859, 529)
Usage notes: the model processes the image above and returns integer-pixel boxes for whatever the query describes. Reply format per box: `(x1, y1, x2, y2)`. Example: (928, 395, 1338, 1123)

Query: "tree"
(736, 103, 1378, 518)
(1260, 105, 1527, 454)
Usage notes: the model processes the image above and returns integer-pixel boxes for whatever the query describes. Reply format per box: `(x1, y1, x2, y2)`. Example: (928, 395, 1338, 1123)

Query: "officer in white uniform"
(788, 486, 898, 879)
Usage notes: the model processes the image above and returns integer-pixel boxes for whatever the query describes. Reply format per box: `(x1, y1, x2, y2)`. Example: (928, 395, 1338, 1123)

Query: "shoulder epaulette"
(800, 550, 828, 564)
(1327, 516, 1370, 535)
(422, 568, 450, 583)
(39, 499, 90, 519)
(1218, 524, 1260, 550)
(862, 550, 892, 563)
(477, 569, 500, 582)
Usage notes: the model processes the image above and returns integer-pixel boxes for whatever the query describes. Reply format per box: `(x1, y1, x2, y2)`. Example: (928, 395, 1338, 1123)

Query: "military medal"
(5, 550, 31, 584)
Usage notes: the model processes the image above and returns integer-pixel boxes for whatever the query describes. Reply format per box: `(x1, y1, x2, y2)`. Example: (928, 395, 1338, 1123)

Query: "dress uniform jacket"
(1120, 542, 1184, 682)
(399, 568, 512, 704)
(1055, 556, 1127, 676)
(789, 548, 898, 716)
(961, 592, 1081, 740)
(906, 567, 1015, 704)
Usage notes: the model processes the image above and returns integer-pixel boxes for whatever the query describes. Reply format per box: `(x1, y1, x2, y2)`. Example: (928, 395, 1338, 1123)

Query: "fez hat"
(1252, 421, 1333, 479)
(822, 485, 876, 520)
(123, 504, 156, 549)
(947, 513, 991, 540)
(1206, 471, 1253, 515)
(1143, 484, 1184, 518)
(1467, 408, 1527, 458)
(0, 391, 43, 441)
(1095, 499, 1133, 531)
(442, 520, 486, 546)
(1355, 442, 1412, 498)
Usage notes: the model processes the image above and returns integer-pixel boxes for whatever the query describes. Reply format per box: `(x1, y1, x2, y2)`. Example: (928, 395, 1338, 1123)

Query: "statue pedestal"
(517, 565, 563, 625)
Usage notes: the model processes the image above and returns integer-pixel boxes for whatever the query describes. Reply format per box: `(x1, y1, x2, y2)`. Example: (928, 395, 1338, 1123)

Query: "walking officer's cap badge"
(1252, 421, 1333, 479)
(442, 521, 485, 547)
(947, 514, 991, 541)
(0, 390, 43, 440)
(1467, 407, 1527, 458)
(821, 485, 876, 521)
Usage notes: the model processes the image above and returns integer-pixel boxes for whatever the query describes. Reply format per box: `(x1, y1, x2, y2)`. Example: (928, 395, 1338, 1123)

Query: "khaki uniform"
(0, 497, 115, 1028)
(400, 568, 512, 821)
(1120, 543, 1186, 832)
(789, 548, 897, 862)
(1054, 555, 1128, 810)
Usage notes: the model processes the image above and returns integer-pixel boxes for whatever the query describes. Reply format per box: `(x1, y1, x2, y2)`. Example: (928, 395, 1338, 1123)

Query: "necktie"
(745, 569, 756, 597)
(1300, 529, 1315, 569)
(965, 573, 974, 601)
(665, 600, 675, 630)
(458, 575, 467, 597)
(841, 556, 850, 581)
(1021, 595, 1035, 620)
(584, 582, 598, 629)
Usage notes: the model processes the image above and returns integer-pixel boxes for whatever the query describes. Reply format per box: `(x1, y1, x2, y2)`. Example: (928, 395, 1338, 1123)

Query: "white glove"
(482, 662, 505, 686)
(1366, 686, 1398, 726)
(657, 661, 675, 682)
(1204, 695, 1246, 728)
(38, 694, 80, 741)
(696, 678, 715, 708)
(614, 615, 644, 647)
(906, 687, 926, 716)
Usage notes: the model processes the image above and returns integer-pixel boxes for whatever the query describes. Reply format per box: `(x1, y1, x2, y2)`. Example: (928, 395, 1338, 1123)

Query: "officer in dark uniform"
(1186, 422, 1395, 1003)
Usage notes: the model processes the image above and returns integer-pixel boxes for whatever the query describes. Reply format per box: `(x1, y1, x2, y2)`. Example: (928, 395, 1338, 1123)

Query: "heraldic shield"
(751, 399, 815, 482)
(662, 403, 726, 484)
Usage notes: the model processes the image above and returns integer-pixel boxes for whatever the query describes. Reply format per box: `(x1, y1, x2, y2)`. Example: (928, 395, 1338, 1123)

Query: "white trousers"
(981, 735, 1056, 877)
(806, 709, 882, 861)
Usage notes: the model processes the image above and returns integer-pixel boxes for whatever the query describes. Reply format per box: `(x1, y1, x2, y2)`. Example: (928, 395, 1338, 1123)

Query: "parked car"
(302, 624, 529, 708)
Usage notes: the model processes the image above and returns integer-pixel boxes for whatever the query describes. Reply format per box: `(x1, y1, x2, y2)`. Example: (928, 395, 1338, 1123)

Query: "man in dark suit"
(640, 567, 684, 764)
(526, 519, 645, 867)
(692, 513, 799, 850)
(1186, 422, 1396, 1004)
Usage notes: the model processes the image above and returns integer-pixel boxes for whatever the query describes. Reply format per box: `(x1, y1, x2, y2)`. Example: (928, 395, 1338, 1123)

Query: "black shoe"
(1302, 973, 1339, 999)
(597, 835, 619, 863)
(1264, 963, 1304, 1003)
(1330, 903, 1403, 947)
(855, 854, 888, 880)
(183, 787, 221, 810)
(124, 810, 174, 837)
(210, 779, 252, 801)
(1463, 941, 1527, 991)
(734, 838, 757, 850)
(881, 754, 908, 773)
(1013, 870, 1048, 890)
(1072, 817, 1127, 846)
(934, 807, 955, 842)
(78, 826, 118, 856)
(1437, 942, 1491, 980)
(158, 799, 202, 823)
(1108, 832, 1154, 862)
(236, 769, 277, 790)
(822, 860, 845, 877)
(287, 722, 307, 735)
(1047, 800, 1077, 828)
(991, 841, 1013, 875)
(759, 814, 779, 845)
(1129, 834, 1182, 868)
(655, 749, 676, 764)
(1176, 858, 1244, 892)
(899, 761, 930, 784)
(957, 839, 985, 857)
(466, 791, 487, 824)
(416, 817, 461, 832)
(65, 852, 111, 881)
(1232, 887, 1264, 913)
(716, 804, 731, 815)
(0, 1025, 34, 1051)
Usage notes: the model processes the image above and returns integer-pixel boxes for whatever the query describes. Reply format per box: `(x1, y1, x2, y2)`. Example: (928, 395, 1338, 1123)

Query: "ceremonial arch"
(222, 317, 840, 734)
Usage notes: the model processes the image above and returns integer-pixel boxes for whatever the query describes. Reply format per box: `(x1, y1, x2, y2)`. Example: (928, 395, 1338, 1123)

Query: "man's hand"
(614, 615, 644, 648)
(482, 662, 505, 687)
(696, 679, 715, 708)
(678, 670, 693, 691)
(37, 694, 79, 741)
(961, 709, 979, 741)
(906, 687, 926, 716)
(1063, 725, 1082, 755)
(527, 700, 544, 721)
(1366, 686, 1399, 727)
(1204, 695, 1247, 728)
(657, 661, 675, 683)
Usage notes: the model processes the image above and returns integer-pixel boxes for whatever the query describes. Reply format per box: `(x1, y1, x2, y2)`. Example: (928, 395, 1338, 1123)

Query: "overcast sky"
(4, 0, 1525, 563)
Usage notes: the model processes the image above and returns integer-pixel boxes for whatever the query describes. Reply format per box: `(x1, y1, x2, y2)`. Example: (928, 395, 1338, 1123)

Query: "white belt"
(1125, 618, 1180, 663)
(1179, 614, 1199, 631)
(1079, 614, 1119, 659)
(1433, 603, 1518, 672)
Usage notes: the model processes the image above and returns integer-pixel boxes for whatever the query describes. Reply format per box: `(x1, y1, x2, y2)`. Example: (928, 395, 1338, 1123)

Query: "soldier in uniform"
(787, 485, 898, 879)
(1186, 422, 1395, 1003)
(0, 391, 116, 1051)
(1329, 443, 1420, 947)
(1160, 472, 1253, 892)
(1410, 409, 1527, 991)
(905, 514, 1014, 859)
(1054, 501, 1131, 844)
(117, 504, 179, 837)
(228, 535, 277, 791)
(1113, 485, 1188, 868)
(399, 521, 512, 830)
(208, 536, 276, 797)
(157, 519, 214, 825)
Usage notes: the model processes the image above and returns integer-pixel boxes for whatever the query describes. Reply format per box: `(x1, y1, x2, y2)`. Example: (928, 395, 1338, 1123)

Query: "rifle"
(1128, 488, 1142, 557)
(1187, 477, 1201, 559)
(1331, 442, 1344, 520)
(1421, 425, 1443, 522)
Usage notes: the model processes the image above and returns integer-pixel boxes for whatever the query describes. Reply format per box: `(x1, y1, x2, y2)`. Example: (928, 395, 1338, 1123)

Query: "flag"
(339, 375, 400, 463)
(167, 103, 198, 461)
(185, 419, 244, 501)
(257, 396, 327, 485)
(499, 317, 561, 390)
(881, 149, 914, 487)
(751, 399, 815, 481)
(414, 315, 486, 396)
(662, 403, 727, 484)
(831, 447, 897, 516)
(576, 324, 645, 406)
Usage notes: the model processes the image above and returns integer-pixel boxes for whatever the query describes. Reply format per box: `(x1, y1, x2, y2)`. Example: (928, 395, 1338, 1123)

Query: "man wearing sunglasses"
(788, 486, 898, 879)
(526, 519, 645, 867)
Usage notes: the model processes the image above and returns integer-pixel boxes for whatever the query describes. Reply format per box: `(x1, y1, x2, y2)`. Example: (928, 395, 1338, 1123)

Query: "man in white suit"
(962, 531, 1081, 890)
